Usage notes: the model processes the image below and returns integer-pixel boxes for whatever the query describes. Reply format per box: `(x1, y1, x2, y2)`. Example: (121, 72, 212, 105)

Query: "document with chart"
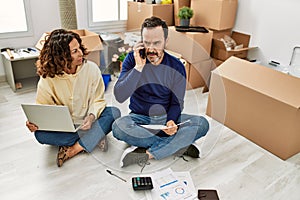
(145, 168, 197, 200)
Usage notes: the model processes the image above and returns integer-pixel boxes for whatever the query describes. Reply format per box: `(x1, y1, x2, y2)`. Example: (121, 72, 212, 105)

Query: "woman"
(26, 29, 120, 167)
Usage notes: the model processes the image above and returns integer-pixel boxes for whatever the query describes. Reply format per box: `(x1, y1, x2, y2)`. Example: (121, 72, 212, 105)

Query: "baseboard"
(0, 75, 6, 83)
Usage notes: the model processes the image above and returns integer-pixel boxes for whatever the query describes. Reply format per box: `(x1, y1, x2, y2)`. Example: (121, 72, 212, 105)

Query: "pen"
(106, 169, 127, 182)
(27, 47, 37, 52)
(176, 119, 191, 126)
(163, 119, 191, 129)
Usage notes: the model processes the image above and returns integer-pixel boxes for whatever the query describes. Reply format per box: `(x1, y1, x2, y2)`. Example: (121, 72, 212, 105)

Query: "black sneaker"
(120, 146, 149, 168)
(174, 144, 200, 159)
(183, 144, 200, 158)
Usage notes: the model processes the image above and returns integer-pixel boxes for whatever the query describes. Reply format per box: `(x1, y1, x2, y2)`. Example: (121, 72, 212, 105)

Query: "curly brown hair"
(36, 29, 88, 78)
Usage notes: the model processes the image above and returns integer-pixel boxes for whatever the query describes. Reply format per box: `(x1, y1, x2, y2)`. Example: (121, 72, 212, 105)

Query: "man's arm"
(114, 48, 146, 103)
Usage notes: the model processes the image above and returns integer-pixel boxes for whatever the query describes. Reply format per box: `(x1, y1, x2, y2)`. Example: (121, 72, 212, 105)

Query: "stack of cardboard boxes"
(166, 26, 213, 90)
(189, 0, 255, 65)
(126, 0, 255, 91)
(168, 0, 256, 91)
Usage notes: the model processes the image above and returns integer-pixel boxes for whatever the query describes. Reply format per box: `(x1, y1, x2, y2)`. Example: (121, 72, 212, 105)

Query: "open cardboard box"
(36, 29, 103, 66)
(211, 31, 256, 61)
(206, 57, 300, 160)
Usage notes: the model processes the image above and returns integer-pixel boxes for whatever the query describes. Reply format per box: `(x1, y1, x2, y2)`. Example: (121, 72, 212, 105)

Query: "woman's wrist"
(89, 113, 96, 122)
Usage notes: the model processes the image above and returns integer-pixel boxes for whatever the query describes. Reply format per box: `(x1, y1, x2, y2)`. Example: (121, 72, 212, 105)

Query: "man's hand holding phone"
(133, 41, 146, 72)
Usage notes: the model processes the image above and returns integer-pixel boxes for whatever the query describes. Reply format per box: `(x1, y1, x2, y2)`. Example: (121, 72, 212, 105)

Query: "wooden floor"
(1, 78, 300, 200)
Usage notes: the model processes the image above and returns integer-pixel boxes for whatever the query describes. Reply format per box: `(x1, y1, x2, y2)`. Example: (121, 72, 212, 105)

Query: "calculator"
(132, 176, 153, 190)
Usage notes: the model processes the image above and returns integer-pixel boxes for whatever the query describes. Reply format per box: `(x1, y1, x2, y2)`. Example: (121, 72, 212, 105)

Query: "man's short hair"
(141, 16, 168, 40)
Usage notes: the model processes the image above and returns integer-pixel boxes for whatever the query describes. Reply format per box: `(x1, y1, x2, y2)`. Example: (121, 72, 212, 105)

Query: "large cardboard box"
(127, 2, 174, 31)
(36, 29, 103, 66)
(166, 26, 213, 64)
(211, 31, 256, 61)
(190, 0, 238, 30)
(173, 0, 191, 26)
(206, 57, 300, 160)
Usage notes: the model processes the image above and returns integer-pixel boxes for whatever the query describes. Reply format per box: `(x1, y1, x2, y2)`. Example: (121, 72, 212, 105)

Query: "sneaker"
(183, 144, 200, 158)
(174, 144, 200, 159)
(120, 146, 149, 168)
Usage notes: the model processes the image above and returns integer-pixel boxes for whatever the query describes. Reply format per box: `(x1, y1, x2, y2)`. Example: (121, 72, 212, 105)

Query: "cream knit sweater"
(36, 60, 107, 124)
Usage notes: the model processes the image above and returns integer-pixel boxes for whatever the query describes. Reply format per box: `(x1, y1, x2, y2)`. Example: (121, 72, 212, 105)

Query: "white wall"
(234, 0, 300, 66)
(0, 0, 299, 77)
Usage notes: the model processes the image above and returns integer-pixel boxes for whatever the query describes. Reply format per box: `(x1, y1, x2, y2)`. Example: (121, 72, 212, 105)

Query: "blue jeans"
(112, 113, 209, 160)
(34, 106, 121, 152)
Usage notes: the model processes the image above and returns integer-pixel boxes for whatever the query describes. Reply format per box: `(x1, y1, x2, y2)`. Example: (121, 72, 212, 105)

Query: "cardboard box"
(36, 29, 103, 66)
(127, 2, 174, 31)
(212, 58, 223, 67)
(185, 62, 191, 90)
(211, 31, 256, 61)
(206, 57, 300, 160)
(190, 0, 238, 30)
(173, 0, 191, 26)
(186, 59, 214, 90)
(211, 28, 232, 39)
(166, 26, 213, 64)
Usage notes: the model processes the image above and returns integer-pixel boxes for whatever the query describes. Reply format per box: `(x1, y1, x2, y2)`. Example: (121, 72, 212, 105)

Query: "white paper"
(140, 120, 191, 130)
(145, 168, 197, 200)
(140, 124, 168, 130)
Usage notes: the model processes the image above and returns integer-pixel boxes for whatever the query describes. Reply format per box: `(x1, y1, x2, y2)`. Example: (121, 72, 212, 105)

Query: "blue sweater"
(114, 51, 186, 122)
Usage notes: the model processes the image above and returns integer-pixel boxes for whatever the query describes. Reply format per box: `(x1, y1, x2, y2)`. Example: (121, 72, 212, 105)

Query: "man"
(112, 16, 209, 170)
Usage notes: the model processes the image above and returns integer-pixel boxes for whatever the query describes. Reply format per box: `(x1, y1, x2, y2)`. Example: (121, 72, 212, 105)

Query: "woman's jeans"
(112, 113, 209, 160)
(34, 107, 121, 152)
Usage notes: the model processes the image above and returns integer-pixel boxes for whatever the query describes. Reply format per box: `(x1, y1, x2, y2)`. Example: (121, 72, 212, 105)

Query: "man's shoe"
(120, 146, 149, 168)
(183, 144, 200, 158)
(174, 144, 200, 159)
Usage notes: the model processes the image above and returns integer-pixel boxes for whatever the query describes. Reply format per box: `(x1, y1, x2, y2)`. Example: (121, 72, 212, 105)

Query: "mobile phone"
(139, 48, 146, 59)
(198, 189, 219, 200)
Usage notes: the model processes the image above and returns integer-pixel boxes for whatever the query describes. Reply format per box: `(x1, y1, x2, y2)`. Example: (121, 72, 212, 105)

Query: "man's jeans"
(34, 106, 121, 152)
(112, 113, 209, 160)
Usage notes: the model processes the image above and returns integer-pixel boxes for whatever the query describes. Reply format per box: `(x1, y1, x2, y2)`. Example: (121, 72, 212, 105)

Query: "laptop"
(21, 103, 82, 132)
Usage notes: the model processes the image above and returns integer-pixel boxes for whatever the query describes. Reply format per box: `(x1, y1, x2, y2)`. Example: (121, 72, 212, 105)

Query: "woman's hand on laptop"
(26, 120, 38, 132)
(80, 114, 95, 130)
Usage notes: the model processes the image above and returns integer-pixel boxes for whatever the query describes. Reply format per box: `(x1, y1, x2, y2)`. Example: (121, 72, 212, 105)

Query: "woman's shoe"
(98, 136, 108, 152)
(56, 146, 70, 167)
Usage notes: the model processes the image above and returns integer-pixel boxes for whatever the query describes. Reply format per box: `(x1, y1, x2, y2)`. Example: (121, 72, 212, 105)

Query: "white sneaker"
(119, 146, 149, 168)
